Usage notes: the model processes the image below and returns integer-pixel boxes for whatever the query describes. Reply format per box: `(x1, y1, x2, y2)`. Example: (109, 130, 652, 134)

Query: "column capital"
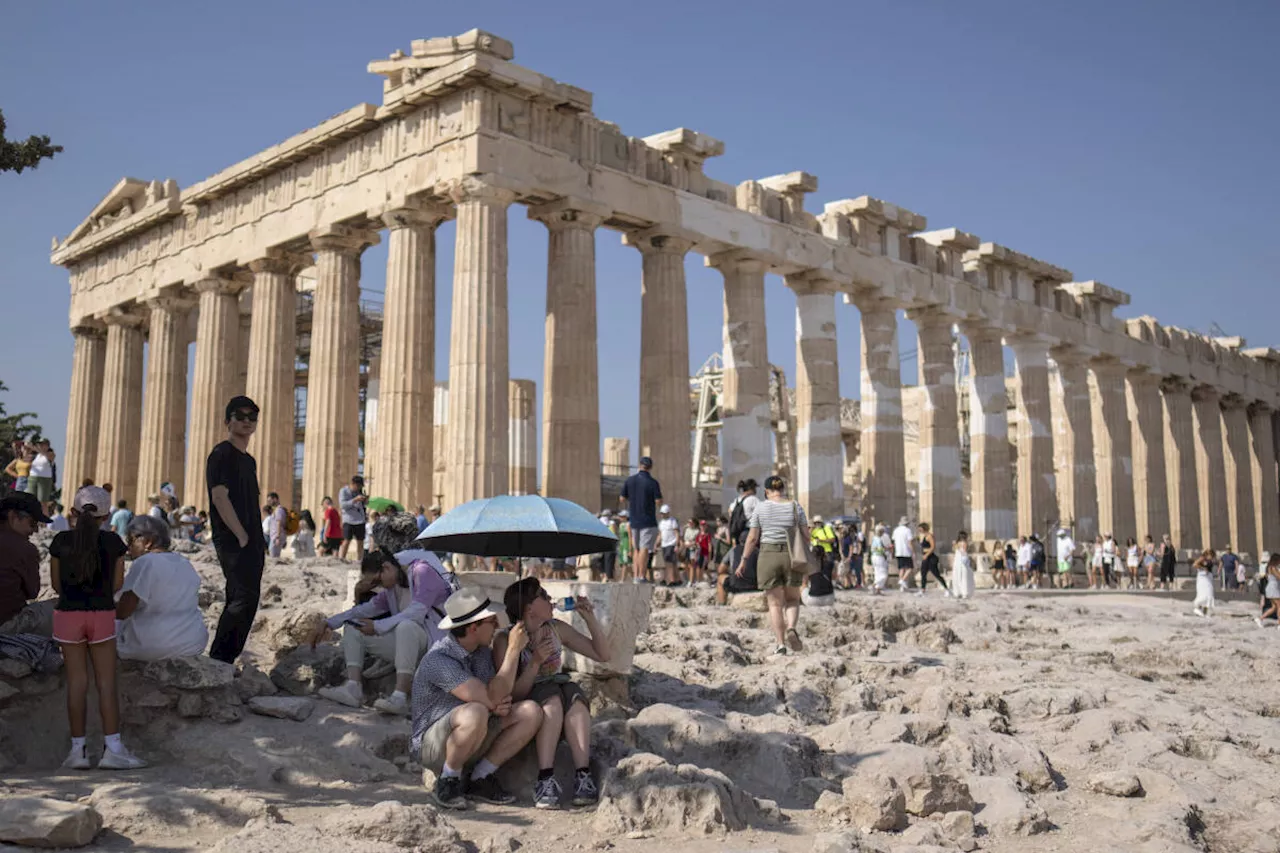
(1160, 375, 1193, 395)
(70, 321, 106, 339)
(145, 293, 196, 315)
(439, 175, 518, 208)
(1220, 392, 1249, 411)
(98, 307, 147, 328)
(622, 225, 696, 256)
(1006, 332, 1053, 351)
(193, 274, 249, 296)
(527, 197, 609, 231)
(705, 248, 768, 274)
(904, 305, 958, 328)
(846, 287, 897, 312)
(1048, 345, 1091, 367)
(308, 223, 380, 255)
(1088, 356, 1131, 378)
(248, 249, 312, 276)
(960, 322, 1004, 345)
(786, 270, 843, 297)
(1248, 400, 1273, 418)
(1191, 384, 1221, 403)
(382, 201, 453, 232)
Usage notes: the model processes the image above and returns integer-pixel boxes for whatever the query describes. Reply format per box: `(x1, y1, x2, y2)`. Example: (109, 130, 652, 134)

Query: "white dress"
(951, 549, 975, 599)
(292, 527, 316, 558)
(871, 535, 890, 589)
(1193, 568, 1216, 611)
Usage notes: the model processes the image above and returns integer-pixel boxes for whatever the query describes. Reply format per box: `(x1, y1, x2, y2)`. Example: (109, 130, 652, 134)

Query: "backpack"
(728, 497, 750, 544)
(406, 552, 461, 619)
(284, 509, 301, 536)
(807, 569, 834, 597)
(1030, 540, 1046, 566)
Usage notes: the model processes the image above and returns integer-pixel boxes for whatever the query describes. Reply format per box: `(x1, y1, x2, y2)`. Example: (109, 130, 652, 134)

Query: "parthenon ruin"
(52, 29, 1280, 557)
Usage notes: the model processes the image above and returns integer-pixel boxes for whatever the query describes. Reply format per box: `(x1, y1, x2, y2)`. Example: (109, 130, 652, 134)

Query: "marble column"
(792, 277, 843, 519)
(432, 382, 448, 505)
(965, 326, 1015, 542)
(245, 255, 303, 508)
(1090, 360, 1136, 540)
(445, 178, 516, 507)
(369, 205, 448, 510)
(911, 308, 962, 542)
(1008, 336, 1058, 536)
(302, 225, 377, 516)
(1192, 386, 1230, 551)
(1127, 369, 1170, 543)
(64, 324, 106, 495)
(604, 437, 631, 477)
(509, 379, 538, 496)
(856, 295, 905, 526)
(1161, 377, 1201, 551)
(1249, 403, 1279, 557)
(530, 200, 606, 510)
(711, 250, 772, 509)
(137, 296, 192, 504)
(1221, 396, 1257, 557)
(625, 228, 695, 521)
(185, 277, 243, 511)
(1049, 351, 1098, 542)
(96, 311, 146, 508)
(233, 300, 253, 398)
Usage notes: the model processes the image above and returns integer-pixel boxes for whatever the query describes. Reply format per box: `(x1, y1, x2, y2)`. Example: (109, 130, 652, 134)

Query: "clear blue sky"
(2, 1, 1276, 473)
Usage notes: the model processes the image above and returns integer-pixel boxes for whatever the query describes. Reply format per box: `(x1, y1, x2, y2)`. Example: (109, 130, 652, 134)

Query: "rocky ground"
(2, 543, 1279, 852)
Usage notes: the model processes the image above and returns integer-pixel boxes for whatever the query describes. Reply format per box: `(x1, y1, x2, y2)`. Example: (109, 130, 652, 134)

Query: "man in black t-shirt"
(206, 395, 265, 663)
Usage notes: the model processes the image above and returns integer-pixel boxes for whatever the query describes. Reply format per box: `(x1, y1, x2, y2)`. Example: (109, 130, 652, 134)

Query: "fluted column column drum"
(1050, 352, 1098, 542)
(911, 308, 962, 543)
(965, 326, 1014, 542)
(138, 295, 192, 503)
(246, 254, 304, 508)
(97, 311, 146, 508)
(1009, 336, 1058, 537)
(1090, 360, 1136, 541)
(1221, 396, 1257, 557)
(857, 296, 905, 526)
(1162, 378, 1201, 551)
(1127, 369, 1169, 544)
(64, 324, 106, 495)
(185, 277, 245, 511)
(1192, 386, 1230, 551)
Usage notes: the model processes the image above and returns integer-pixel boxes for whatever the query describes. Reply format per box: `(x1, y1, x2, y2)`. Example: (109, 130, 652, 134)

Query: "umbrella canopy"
(416, 494, 618, 558)
(366, 497, 405, 514)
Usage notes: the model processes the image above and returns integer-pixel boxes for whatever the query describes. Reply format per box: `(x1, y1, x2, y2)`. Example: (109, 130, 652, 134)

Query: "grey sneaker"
(572, 771, 599, 807)
(98, 745, 147, 770)
(62, 744, 91, 771)
(432, 775, 468, 810)
(534, 775, 563, 809)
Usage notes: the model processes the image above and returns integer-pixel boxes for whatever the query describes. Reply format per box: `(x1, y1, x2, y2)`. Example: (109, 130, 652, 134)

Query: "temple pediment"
(56, 176, 180, 253)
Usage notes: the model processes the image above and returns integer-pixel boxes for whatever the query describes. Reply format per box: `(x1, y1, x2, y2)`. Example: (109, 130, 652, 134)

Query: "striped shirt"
(748, 499, 808, 545)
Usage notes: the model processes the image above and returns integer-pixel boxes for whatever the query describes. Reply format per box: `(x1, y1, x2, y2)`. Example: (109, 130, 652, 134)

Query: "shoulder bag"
(787, 501, 818, 573)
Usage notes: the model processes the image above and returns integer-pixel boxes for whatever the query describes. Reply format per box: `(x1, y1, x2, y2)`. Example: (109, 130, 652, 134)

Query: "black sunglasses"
(231, 411, 259, 423)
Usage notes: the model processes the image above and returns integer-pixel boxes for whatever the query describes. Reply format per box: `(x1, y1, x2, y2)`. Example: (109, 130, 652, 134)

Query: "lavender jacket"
(326, 550, 452, 643)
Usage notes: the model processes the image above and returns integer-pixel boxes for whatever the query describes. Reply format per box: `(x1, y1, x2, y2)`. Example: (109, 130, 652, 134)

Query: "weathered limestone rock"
(0, 659, 32, 679)
(0, 797, 102, 848)
(1128, 369, 1170, 544)
(940, 810, 978, 851)
(540, 580, 651, 676)
(1222, 395, 1258, 556)
(143, 656, 234, 690)
(903, 773, 975, 817)
(840, 774, 908, 831)
(321, 800, 464, 850)
(249, 696, 316, 721)
(266, 608, 329, 658)
(1162, 377, 1201, 550)
(1087, 771, 1144, 797)
(1009, 337, 1058, 536)
(0, 682, 18, 707)
(1090, 359, 1136, 540)
(270, 644, 346, 695)
(1193, 386, 1230, 550)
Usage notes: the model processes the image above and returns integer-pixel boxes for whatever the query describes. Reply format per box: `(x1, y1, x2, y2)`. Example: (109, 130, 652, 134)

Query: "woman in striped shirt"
(735, 475, 809, 656)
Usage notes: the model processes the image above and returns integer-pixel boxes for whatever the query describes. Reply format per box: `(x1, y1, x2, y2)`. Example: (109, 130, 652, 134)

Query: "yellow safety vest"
(811, 523, 836, 553)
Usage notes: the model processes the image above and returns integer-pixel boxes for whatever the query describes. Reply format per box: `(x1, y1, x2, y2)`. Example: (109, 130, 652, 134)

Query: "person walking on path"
(338, 475, 368, 562)
(1056, 528, 1076, 589)
(892, 516, 916, 592)
(1219, 545, 1239, 591)
(1157, 534, 1176, 591)
(619, 456, 662, 583)
(916, 522, 949, 596)
(265, 492, 288, 559)
(320, 496, 342, 555)
(951, 530, 975, 599)
(206, 396, 265, 664)
(1142, 535, 1158, 590)
(1101, 533, 1118, 589)
(1191, 549, 1217, 617)
(869, 523, 890, 594)
(735, 475, 809, 656)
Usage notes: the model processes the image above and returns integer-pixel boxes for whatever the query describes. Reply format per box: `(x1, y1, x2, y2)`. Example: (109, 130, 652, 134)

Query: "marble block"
(540, 580, 652, 676)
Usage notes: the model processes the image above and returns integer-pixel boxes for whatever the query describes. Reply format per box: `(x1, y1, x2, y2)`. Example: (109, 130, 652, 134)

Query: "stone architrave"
(1221, 396, 1257, 557)
(1249, 403, 1280, 557)
(910, 307, 962, 544)
(185, 276, 245, 511)
(603, 437, 631, 477)
(1127, 369, 1170, 543)
(302, 225, 378, 516)
(1161, 377, 1201, 551)
(245, 254, 305, 508)
(1090, 359, 1136, 541)
(64, 324, 106, 495)
(370, 204, 449, 510)
(856, 294, 905, 526)
(710, 250, 772, 509)
(137, 295, 193, 503)
(964, 325, 1015, 542)
(1049, 349, 1098, 543)
(508, 379, 537, 496)
(625, 227, 695, 521)
(96, 310, 146, 508)
(1008, 336, 1058, 536)
(791, 275, 843, 520)
(444, 178, 516, 508)
(529, 199, 607, 510)
(1192, 386, 1230, 551)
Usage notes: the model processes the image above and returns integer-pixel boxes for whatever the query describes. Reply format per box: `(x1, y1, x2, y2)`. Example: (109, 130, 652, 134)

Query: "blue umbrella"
(416, 494, 618, 558)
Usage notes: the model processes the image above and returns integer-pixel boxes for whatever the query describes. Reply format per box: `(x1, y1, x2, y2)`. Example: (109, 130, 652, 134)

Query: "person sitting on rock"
(411, 588, 543, 810)
(496, 577, 611, 809)
(115, 514, 208, 661)
(310, 548, 440, 716)
(0, 491, 55, 636)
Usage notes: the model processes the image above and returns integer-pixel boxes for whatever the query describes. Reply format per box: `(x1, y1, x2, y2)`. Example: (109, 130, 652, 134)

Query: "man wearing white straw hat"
(410, 588, 543, 810)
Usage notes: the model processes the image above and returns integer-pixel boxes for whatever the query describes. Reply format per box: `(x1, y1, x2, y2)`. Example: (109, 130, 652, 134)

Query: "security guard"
(810, 514, 837, 576)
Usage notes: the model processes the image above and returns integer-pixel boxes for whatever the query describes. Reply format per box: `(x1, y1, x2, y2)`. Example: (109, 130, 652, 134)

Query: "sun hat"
(73, 485, 112, 518)
(660, 504, 670, 514)
(813, 514, 824, 524)
(0, 492, 52, 523)
(437, 588, 506, 630)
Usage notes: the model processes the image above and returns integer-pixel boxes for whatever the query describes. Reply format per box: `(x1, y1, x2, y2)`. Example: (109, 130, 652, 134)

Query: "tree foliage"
(0, 381, 43, 491)
(0, 109, 61, 174)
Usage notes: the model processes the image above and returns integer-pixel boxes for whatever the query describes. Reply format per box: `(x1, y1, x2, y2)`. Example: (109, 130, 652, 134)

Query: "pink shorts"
(53, 609, 116, 645)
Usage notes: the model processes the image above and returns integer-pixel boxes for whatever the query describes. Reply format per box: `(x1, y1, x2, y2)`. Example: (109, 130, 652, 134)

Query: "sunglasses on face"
(231, 411, 259, 423)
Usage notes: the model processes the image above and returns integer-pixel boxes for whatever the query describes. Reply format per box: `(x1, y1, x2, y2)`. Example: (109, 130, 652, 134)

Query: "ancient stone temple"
(53, 30, 1280, 557)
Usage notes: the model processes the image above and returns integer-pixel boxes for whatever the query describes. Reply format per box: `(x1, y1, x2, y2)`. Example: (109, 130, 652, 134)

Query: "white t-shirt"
(1102, 538, 1117, 560)
(1017, 542, 1032, 568)
(891, 525, 914, 557)
(659, 517, 680, 548)
(29, 452, 52, 478)
(148, 505, 166, 520)
(1056, 535, 1075, 562)
(116, 551, 209, 661)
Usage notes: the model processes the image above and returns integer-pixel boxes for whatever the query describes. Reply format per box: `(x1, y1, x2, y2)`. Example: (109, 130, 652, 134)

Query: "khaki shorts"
(756, 543, 804, 590)
(418, 707, 503, 773)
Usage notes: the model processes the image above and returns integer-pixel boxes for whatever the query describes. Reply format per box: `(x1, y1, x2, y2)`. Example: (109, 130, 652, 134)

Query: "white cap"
(660, 504, 670, 514)
(73, 485, 112, 518)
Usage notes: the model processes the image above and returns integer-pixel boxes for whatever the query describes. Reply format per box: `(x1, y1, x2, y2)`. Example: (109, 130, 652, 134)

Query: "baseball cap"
(0, 492, 52, 523)
(73, 485, 113, 518)
(660, 504, 670, 514)
(638, 456, 653, 468)
(224, 395, 259, 422)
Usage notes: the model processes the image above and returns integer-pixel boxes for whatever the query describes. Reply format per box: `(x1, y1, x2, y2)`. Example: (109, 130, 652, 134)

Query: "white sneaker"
(1255, 617, 1265, 628)
(319, 682, 364, 708)
(62, 744, 91, 771)
(99, 745, 148, 770)
(373, 693, 410, 716)
(943, 589, 953, 598)
(898, 580, 908, 591)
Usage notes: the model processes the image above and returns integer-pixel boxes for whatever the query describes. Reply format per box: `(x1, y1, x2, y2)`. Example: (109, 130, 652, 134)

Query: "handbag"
(787, 502, 819, 573)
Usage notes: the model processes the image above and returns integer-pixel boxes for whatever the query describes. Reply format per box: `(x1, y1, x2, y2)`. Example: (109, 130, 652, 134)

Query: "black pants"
(600, 551, 617, 580)
(210, 541, 266, 663)
(1102, 558, 1116, 587)
(851, 553, 864, 586)
(1159, 558, 1176, 584)
(919, 554, 948, 590)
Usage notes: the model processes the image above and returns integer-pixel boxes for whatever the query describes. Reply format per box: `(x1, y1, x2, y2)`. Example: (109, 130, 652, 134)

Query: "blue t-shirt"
(110, 509, 133, 540)
(416, 514, 428, 533)
(1221, 553, 1237, 574)
(621, 471, 662, 530)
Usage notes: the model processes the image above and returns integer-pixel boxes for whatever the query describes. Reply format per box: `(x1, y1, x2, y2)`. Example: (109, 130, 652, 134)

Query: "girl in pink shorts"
(49, 485, 146, 770)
